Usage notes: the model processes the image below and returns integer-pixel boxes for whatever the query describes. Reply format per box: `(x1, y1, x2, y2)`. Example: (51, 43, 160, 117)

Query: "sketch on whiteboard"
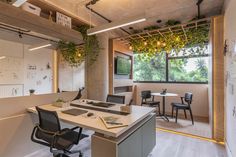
(0, 57, 24, 84)
(46, 62, 51, 69)
(27, 65, 37, 70)
(0, 84, 23, 98)
(27, 72, 36, 80)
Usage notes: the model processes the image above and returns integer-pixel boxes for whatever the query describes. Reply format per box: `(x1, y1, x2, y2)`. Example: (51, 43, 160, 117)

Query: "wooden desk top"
(27, 99, 155, 138)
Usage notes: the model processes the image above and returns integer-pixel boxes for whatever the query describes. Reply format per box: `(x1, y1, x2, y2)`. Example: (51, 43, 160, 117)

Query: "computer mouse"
(87, 112, 94, 117)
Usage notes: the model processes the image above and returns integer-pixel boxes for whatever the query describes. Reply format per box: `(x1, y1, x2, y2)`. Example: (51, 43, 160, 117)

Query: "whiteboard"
(0, 38, 54, 98)
(0, 84, 23, 98)
(0, 57, 24, 84)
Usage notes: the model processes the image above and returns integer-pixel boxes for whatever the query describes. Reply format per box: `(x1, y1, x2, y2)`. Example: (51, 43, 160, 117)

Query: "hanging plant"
(76, 25, 100, 66)
(57, 25, 100, 67)
(130, 25, 209, 61)
(57, 41, 85, 67)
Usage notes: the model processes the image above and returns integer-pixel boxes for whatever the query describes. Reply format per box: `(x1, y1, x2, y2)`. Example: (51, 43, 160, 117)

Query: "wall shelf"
(0, 1, 83, 44)
(28, 0, 90, 28)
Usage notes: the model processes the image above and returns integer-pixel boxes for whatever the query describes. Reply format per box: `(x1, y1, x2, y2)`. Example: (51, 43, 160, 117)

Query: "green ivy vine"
(57, 25, 100, 67)
(130, 25, 209, 61)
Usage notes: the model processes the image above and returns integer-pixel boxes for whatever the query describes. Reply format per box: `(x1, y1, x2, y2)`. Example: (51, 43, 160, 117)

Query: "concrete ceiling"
(46, 0, 224, 35)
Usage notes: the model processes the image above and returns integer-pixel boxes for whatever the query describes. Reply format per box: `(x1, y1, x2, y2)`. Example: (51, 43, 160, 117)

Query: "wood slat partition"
(0, 2, 83, 44)
(212, 15, 225, 142)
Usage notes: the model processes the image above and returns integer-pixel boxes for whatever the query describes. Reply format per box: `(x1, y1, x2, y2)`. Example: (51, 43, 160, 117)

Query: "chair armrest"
(59, 127, 83, 145)
(32, 124, 60, 153)
(71, 126, 79, 131)
(180, 97, 184, 104)
(152, 96, 155, 101)
(35, 124, 57, 135)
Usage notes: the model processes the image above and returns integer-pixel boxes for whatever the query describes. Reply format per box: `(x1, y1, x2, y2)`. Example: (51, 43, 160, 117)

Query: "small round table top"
(151, 92, 178, 97)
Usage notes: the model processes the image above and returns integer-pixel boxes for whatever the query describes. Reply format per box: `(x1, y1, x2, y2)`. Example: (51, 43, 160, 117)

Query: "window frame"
(133, 53, 209, 84)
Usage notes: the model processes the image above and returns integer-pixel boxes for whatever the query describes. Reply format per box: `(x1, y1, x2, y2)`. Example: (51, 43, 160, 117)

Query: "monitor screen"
(115, 56, 131, 75)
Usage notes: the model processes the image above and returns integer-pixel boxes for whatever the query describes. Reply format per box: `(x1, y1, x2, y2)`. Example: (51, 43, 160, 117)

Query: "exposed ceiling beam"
(196, 0, 204, 19)
(85, 0, 131, 35)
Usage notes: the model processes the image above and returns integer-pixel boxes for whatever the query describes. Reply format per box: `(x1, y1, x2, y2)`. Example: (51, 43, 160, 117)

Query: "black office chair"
(31, 106, 88, 157)
(141, 90, 161, 115)
(171, 92, 194, 125)
(106, 94, 125, 104)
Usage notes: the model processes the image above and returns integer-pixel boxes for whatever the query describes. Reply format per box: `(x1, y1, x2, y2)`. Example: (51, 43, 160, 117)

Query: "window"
(168, 57, 208, 82)
(133, 52, 166, 81)
(133, 45, 209, 83)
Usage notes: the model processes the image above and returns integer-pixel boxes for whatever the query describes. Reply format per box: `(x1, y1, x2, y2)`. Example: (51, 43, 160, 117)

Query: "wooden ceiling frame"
(114, 17, 211, 44)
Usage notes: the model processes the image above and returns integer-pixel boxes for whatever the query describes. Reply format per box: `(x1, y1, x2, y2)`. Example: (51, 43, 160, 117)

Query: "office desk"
(27, 99, 156, 157)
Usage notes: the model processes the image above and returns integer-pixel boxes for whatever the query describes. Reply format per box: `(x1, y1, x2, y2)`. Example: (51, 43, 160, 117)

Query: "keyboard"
(87, 101, 115, 108)
(62, 109, 88, 116)
(70, 103, 129, 116)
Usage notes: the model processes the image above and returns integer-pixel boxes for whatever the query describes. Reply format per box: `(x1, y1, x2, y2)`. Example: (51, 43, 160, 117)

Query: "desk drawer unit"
(92, 114, 156, 157)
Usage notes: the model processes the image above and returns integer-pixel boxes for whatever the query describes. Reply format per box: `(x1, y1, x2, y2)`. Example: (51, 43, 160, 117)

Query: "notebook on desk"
(62, 109, 88, 116)
(100, 116, 128, 129)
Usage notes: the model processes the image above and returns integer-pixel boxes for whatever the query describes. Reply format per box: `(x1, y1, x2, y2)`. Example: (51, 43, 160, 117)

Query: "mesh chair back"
(184, 93, 193, 105)
(36, 106, 61, 132)
(141, 90, 152, 99)
(106, 94, 125, 104)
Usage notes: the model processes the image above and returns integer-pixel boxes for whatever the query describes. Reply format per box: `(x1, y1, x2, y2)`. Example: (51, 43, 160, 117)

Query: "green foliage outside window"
(168, 57, 208, 82)
(133, 52, 166, 81)
(133, 46, 209, 83)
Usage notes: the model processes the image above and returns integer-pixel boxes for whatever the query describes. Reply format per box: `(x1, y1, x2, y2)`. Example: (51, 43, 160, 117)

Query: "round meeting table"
(151, 92, 178, 122)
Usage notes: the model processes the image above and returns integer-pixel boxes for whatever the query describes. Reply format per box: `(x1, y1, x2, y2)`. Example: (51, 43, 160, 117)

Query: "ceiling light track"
(0, 24, 58, 43)
(0, 23, 30, 33)
(85, 0, 130, 35)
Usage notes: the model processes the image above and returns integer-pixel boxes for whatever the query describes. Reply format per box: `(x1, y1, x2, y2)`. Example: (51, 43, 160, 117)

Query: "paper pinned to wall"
(23, 45, 53, 95)
(0, 84, 23, 98)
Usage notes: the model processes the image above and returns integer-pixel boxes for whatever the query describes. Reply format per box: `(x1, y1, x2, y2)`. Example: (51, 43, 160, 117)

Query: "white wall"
(224, 0, 236, 156)
(135, 83, 209, 118)
(59, 57, 85, 91)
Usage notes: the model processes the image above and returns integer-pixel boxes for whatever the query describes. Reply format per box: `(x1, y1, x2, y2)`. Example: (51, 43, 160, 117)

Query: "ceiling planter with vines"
(119, 18, 211, 61)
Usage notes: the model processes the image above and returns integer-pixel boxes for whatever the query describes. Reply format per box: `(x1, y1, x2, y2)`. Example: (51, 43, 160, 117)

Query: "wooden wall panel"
(108, 39, 134, 104)
(212, 15, 225, 141)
